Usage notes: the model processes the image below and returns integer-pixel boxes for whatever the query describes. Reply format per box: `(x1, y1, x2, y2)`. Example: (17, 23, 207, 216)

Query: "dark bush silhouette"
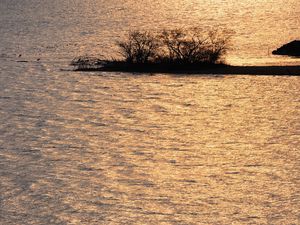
(71, 56, 104, 70)
(159, 28, 209, 63)
(72, 27, 232, 72)
(205, 29, 231, 63)
(160, 28, 230, 64)
(117, 28, 230, 65)
(117, 31, 160, 64)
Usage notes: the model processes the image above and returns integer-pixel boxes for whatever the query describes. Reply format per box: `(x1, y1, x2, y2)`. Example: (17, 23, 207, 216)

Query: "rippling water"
(1, 0, 300, 65)
(0, 1, 300, 224)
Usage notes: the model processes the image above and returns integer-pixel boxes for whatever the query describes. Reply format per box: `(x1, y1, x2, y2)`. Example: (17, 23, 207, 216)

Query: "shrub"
(117, 28, 231, 65)
(117, 31, 160, 64)
(71, 56, 104, 70)
(205, 29, 231, 64)
(72, 27, 231, 71)
(159, 28, 230, 64)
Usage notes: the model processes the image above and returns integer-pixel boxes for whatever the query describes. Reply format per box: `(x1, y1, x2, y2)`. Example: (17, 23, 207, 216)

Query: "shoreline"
(75, 64, 300, 76)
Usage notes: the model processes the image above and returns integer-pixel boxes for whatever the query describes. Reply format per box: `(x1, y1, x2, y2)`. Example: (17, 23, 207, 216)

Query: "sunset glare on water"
(0, 0, 299, 224)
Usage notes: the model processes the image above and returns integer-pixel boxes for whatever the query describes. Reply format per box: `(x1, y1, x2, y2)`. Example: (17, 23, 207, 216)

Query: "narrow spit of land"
(75, 63, 300, 76)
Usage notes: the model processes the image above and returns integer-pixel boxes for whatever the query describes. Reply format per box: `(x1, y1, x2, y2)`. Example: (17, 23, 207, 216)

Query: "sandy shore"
(77, 65, 300, 76)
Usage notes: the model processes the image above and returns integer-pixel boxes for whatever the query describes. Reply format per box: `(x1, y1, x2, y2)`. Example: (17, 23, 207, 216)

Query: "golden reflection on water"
(1, 0, 299, 65)
(77, 0, 300, 66)
(0, 0, 300, 224)
(1, 68, 299, 224)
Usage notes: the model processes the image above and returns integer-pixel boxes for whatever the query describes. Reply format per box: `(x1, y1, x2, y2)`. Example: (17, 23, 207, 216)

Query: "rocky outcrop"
(272, 40, 300, 56)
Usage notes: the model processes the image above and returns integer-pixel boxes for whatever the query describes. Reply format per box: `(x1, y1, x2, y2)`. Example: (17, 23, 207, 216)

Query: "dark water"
(0, 1, 300, 224)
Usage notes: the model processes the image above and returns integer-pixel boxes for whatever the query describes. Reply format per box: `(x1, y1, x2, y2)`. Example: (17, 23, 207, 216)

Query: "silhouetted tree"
(72, 27, 232, 71)
(117, 31, 160, 64)
(159, 28, 230, 64)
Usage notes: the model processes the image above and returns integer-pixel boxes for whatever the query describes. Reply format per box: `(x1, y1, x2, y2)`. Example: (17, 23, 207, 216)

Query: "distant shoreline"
(75, 64, 300, 76)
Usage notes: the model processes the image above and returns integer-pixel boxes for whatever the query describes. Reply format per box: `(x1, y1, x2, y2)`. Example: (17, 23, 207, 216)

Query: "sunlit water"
(0, 1, 300, 224)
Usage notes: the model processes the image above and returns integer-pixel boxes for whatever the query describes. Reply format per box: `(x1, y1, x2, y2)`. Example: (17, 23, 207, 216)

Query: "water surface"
(1, 0, 300, 65)
(0, 1, 300, 224)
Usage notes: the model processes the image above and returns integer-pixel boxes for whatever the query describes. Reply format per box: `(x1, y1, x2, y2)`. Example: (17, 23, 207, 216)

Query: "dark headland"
(272, 40, 300, 57)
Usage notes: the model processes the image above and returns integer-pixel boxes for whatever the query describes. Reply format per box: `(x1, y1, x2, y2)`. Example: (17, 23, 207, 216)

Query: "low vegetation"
(117, 31, 160, 64)
(72, 27, 231, 72)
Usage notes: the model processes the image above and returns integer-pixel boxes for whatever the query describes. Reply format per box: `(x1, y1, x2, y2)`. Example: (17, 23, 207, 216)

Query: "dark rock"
(272, 40, 300, 56)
